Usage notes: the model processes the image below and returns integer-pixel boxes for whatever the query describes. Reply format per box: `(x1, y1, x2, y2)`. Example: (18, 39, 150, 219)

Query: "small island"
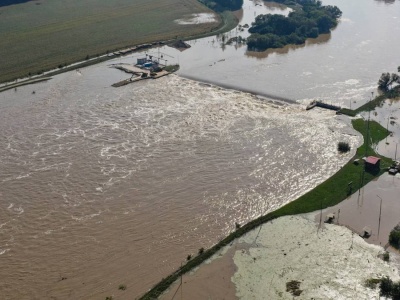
(247, 0, 342, 51)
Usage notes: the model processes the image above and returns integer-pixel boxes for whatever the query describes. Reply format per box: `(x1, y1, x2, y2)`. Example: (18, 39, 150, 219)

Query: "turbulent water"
(1, 0, 400, 298)
(0, 69, 359, 298)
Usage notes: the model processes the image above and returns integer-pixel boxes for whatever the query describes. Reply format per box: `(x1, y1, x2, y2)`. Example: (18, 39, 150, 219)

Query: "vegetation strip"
(340, 67, 400, 117)
(0, 77, 52, 93)
(139, 118, 391, 300)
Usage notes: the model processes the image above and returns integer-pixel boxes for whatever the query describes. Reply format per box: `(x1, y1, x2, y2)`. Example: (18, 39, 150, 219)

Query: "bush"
(380, 277, 394, 298)
(383, 251, 390, 262)
(118, 284, 127, 290)
(338, 142, 351, 153)
(365, 278, 381, 289)
(389, 225, 400, 249)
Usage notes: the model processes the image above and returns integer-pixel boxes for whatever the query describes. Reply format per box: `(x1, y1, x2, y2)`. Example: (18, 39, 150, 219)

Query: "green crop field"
(0, 0, 220, 83)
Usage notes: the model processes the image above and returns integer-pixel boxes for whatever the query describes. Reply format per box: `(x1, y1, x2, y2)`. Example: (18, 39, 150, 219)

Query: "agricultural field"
(0, 0, 220, 83)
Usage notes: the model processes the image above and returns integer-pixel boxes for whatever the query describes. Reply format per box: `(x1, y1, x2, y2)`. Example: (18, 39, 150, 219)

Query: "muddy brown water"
(1, 0, 400, 299)
(321, 174, 400, 247)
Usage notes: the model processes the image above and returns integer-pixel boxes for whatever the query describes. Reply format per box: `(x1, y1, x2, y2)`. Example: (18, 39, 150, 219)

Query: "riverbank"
(139, 115, 392, 299)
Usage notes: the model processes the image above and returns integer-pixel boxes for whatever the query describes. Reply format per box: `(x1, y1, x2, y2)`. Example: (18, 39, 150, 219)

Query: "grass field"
(0, 0, 222, 84)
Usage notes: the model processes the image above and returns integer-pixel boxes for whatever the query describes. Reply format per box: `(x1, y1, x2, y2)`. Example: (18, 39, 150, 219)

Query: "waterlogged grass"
(340, 88, 400, 117)
(0, 0, 222, 84)
(139, 119, 391, 300)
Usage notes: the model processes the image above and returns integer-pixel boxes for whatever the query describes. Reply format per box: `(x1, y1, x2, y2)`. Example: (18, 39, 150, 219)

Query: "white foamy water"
(233, 215, 400, 299)
(0, 69, 361, 298)
(175, 13, 217, 25)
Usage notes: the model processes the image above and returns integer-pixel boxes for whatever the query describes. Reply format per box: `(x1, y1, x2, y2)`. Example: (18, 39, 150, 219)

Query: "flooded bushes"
(379, 277, 400, 300)
(365, 277, 400, 299)
(286, 280, 302, 296)
(389, 225, 400, 249)
(338, 141, 351, 153)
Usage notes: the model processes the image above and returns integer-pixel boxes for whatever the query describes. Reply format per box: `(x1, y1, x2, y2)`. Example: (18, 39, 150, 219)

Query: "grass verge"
(138, 118, 391, 299)
(340, 87, 400, 117)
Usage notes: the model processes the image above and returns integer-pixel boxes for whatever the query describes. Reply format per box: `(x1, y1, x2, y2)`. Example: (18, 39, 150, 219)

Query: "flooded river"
(1, 0, 400, 299)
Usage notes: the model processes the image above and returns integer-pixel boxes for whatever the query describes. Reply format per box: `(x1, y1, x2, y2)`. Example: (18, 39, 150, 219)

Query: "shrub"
(389, 225, 400, 249)
(118, 284, 127, 290)
(338, 142, 351, 153)
(365, 278, 381, 289)
(198, 247, 204, 255)
(383, 251, 390, 262)
(187, 254, 192, 261)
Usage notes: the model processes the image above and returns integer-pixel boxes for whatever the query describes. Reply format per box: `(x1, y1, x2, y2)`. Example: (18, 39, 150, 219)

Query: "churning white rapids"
(233, 215, 400, 300)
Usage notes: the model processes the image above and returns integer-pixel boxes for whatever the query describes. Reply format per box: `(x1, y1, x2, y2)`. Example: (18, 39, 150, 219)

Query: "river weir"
(1, 0, 400, 299)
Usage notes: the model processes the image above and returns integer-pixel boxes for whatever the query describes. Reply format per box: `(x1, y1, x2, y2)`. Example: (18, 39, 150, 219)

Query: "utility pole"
(365, 92, 373, 158)
(386, 111, 390, 144)
(377, 195, 383, 241)
(318, 198, 323, 235)
(181, 262, 183, 300)
(361, 92, 373, 187)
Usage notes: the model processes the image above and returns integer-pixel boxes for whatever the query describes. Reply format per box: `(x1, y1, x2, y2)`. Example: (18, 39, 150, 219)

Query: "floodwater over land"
(1, 0, 400, 299)
(167, 0, 400, 106)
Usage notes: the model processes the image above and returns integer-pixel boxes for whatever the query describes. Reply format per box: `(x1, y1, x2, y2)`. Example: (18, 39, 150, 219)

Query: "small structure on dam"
(110, 54, 177, 87)
(306, 100, 341, 111)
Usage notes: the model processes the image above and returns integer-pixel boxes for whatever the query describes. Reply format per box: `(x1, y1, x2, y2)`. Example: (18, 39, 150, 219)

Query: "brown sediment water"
(320, 173, 400, 247)
(1, 0, 400, 299)
(0, 71, 360, 299)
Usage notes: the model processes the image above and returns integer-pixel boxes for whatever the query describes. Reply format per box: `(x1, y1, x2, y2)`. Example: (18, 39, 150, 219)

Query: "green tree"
(380, 277, 394, 298)
(389, 225, 400, 249)
(246, 0, 341, 51)
(378, 72, 391, 91)
(390, 73, 400, 89)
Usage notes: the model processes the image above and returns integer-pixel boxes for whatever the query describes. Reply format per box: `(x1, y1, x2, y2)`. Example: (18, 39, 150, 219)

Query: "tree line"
(199, 0, 243, 12)
(246, 0, 342, 51)
(378, 66, 400, 92)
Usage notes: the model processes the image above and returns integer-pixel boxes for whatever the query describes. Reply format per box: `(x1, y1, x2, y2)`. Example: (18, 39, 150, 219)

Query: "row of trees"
(247, 0, 342, 51)
(199, 0, 243, 12)
(378, 66, 400, 91)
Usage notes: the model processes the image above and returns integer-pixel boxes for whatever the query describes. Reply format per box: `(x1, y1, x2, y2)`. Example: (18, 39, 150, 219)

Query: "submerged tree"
(378, 72, 392, 91)
(378, 72, 400, 91)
